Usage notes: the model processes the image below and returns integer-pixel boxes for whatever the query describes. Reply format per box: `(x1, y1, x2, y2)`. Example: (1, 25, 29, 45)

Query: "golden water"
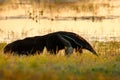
(0, 0, 120, 42)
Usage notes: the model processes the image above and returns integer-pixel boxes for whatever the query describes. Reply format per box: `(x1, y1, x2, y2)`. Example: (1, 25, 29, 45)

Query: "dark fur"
(4, 31, 98, 56)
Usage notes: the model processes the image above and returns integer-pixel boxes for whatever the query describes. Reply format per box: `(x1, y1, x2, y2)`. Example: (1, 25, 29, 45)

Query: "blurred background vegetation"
(0, 0, 115, 23)
(0, 0, 113, 12)
(0, 0, 119, 41)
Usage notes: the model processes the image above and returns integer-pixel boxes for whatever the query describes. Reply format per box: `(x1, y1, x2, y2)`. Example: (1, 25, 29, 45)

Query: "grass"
(0, 41, 120, 80)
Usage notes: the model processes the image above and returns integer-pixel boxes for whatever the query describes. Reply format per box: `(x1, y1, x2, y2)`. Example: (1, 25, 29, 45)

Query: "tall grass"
(0, 41, 120, 80)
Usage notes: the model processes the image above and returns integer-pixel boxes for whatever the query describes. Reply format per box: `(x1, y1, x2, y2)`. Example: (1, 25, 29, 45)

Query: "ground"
(0, 42, 120, 80)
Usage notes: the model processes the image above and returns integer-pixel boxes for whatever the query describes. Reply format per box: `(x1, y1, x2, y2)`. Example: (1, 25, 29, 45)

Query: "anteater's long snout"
(91, 49, 98, 56)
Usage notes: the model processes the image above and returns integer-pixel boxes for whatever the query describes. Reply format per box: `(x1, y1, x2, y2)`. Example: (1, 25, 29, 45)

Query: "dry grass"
(0, 41, 120, 80)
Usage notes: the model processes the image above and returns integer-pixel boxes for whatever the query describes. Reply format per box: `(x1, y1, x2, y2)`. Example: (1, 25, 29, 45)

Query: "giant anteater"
(4, 31, 98, 56)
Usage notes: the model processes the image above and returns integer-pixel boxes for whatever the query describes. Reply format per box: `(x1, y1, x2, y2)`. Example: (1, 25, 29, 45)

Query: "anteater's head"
(84, 45, 98, 56)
